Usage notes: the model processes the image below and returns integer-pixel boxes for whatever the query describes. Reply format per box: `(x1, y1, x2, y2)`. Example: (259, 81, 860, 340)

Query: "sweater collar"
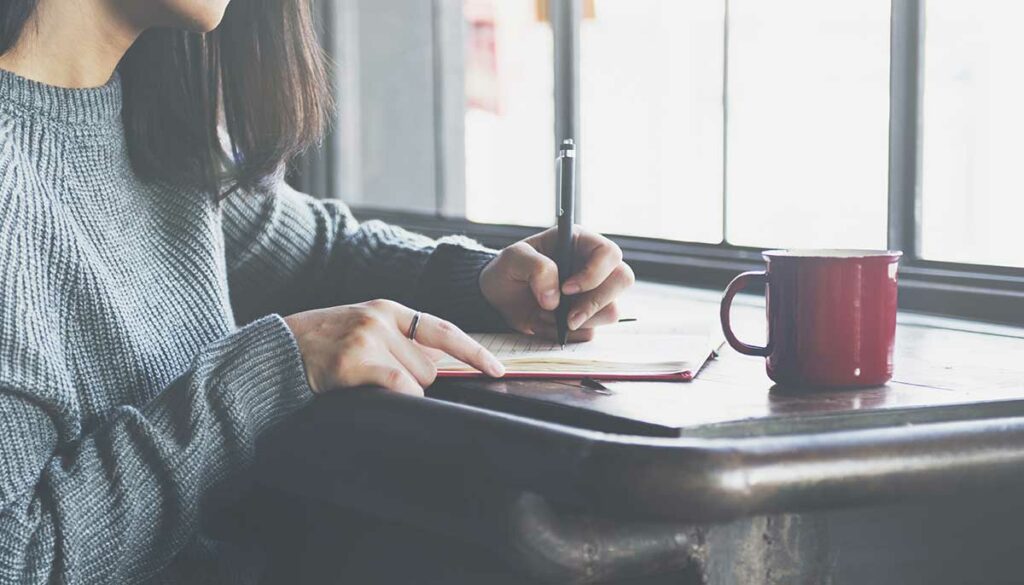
(0, 67, 122, 127)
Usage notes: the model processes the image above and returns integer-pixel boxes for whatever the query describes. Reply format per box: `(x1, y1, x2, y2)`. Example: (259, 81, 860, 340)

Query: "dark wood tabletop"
(260, 283, 1024, 523)
(256, 282, 1024, 584)
(435, 283, 1024, 436)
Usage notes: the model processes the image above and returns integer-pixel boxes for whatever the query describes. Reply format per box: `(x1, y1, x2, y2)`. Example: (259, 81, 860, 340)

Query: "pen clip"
(555, 140, 574, 217)
(556, 159, 564, 217)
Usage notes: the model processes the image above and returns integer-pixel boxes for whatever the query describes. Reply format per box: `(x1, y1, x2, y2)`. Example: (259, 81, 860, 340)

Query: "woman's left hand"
(480, 226, 634, 342)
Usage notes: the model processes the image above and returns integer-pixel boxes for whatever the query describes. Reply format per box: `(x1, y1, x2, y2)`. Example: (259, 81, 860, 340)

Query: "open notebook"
(436, 329, 721, 381)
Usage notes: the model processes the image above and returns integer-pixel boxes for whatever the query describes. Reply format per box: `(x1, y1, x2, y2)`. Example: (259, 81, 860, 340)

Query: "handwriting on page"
(435, 330, 713, 374)
(473, 333, 588, 357)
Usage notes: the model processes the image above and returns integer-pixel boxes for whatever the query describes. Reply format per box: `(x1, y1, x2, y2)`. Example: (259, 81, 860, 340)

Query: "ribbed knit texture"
(0, 68, 505, 584)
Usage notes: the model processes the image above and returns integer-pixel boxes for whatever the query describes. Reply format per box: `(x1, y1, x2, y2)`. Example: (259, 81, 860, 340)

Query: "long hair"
(0, 0, 332, 197)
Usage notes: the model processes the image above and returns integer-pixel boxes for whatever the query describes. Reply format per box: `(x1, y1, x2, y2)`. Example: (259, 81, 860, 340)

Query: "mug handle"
(720, 271, 770, 357)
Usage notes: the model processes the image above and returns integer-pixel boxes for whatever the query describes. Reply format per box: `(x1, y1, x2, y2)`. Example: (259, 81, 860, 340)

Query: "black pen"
(555, 139, 576, 349)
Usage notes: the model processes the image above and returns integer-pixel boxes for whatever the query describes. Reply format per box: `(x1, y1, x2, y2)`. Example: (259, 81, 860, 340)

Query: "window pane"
(920, 1, 1024, 267)
(464, 0, 554, 227)
(580, 0, 725, 243)
(726, 0, 890, 249)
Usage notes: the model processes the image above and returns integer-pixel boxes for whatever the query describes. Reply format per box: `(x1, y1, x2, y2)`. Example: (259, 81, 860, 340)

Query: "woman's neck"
(0, 0, 142, 89)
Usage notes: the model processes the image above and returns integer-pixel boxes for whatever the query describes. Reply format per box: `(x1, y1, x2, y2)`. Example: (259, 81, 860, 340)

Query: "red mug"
(720, 250, 902, 388)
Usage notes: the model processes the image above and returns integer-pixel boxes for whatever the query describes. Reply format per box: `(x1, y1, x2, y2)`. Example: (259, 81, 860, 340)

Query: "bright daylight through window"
(463, 0, 889, 250)
(461, 0, 1024, 271)
(464, 0, 554, 227)
(580, 0, 724, 243)
(725, 0, 890, 249)
(921, 0, 1024, 268)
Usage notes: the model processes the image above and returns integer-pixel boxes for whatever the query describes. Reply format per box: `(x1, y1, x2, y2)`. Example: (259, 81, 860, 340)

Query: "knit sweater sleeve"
(222, 179, 508, 332)
(0, 316, 313, 584)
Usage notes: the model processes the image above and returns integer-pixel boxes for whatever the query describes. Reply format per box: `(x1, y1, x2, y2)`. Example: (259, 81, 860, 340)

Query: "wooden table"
(259, 283, 1024, 584)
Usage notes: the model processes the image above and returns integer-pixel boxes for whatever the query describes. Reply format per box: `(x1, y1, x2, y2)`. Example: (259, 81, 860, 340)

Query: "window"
(580, 0, 724, 243)
(920, 0, 1024, 268)
(321, 0, 1024, 324)
(464, 0, 555, 227)
(460, 0, 890, 249)
(726, 0, 890, 249)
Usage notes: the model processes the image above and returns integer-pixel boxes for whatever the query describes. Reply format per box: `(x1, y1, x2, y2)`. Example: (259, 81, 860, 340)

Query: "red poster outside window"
(465, 0, 501, 114)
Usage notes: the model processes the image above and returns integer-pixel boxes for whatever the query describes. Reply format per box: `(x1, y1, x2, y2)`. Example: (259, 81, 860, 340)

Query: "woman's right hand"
(284, 299, 505, 396)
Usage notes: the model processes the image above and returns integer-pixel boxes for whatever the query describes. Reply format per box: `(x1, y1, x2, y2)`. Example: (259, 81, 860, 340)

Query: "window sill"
(355, 207, 1024, 328)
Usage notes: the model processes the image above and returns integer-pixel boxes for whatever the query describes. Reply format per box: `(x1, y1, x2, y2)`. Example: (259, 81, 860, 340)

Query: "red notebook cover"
(437, 369, 695, 381)
(436, 341, 723, 382)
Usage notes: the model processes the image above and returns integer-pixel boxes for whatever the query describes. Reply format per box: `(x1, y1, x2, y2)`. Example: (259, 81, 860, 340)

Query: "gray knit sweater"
(0, 69, 504, 583)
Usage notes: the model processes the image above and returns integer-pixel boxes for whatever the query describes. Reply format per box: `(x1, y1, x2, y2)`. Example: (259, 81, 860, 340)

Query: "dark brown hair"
(1, 0, 331, 196)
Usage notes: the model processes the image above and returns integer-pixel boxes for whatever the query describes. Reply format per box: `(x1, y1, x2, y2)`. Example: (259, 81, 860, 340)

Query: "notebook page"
(435, 332, 711, 373)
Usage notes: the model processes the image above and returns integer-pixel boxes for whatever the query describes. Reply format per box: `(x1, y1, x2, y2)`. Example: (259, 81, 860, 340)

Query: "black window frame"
(301, 0, 1024, 326)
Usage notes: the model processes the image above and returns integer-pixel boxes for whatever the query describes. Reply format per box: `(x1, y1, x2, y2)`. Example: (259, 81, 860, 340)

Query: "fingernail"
(569, 312, 585, 330)
(489, 359, 506, 378)
(542, 289, 559, 306)
(563, 283, 581, 295)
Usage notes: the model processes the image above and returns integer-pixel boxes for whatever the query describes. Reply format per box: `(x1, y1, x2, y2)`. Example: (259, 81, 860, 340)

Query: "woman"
(0, 0, 633, 582)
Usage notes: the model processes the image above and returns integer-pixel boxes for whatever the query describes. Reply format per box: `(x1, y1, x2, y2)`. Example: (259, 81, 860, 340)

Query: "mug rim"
(763, 249, 903, 259)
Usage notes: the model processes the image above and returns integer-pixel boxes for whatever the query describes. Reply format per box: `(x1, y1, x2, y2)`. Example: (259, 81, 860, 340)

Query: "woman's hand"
(284, 300, 505, 396)
(480, 227, 635, 342)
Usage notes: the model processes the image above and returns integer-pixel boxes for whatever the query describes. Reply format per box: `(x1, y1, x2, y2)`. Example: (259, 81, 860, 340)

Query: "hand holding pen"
(478, 141, 636, 345)
(554, 139, 576, 348)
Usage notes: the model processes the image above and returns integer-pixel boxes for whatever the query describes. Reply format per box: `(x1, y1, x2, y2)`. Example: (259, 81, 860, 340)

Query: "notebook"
(435, 329, 720, 381)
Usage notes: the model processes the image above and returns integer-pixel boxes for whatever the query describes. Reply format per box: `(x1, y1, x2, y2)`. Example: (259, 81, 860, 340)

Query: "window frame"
(308, 0, 1024, 326)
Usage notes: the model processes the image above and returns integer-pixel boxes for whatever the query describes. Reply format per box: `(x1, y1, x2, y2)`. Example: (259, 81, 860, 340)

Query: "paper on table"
(436, 331, 718, 376)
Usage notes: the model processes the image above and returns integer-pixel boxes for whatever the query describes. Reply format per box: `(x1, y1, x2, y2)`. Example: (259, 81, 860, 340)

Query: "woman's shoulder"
(0, 117, 52, 280)
(0, 116, 49, 247)
(0, 114, 37, 201)
(0, 117, 76, 397)
(0, 115, 21, 172)
(0, 115, 76, 292)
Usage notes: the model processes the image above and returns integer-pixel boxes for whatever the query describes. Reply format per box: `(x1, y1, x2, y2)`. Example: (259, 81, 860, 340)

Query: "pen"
(581, 377, 613, 395)
(555, 139, 576, 349)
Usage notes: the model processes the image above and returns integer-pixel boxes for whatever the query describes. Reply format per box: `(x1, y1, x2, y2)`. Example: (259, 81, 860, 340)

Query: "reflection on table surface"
(439, 282, 1024, 434)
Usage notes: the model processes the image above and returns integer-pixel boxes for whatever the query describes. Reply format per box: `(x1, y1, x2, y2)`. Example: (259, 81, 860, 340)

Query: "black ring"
(407, 312, 422, 341)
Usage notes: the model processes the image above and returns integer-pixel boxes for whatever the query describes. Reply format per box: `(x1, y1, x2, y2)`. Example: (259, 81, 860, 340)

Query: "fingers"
(418, 346, 448, 362)
(562, 229, 623, 295)
(295, 299, 507, 397)
(501, 242, 561, 311)
(530, 322, 596, 343)
(355, 359, 424, 397)
(414, 314, 505, 377)
(529, 302, 618, 341)
(378, 301, 504, 378)
(387, 331, 439, 388)
(537, 302, 622, 330)
(567, 263, 635, 330)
